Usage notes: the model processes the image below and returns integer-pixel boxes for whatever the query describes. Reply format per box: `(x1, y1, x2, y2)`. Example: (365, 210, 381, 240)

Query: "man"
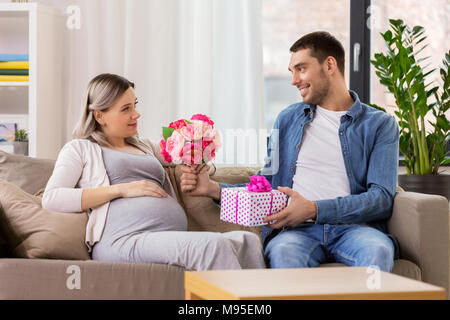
(180, 31, 400, 272)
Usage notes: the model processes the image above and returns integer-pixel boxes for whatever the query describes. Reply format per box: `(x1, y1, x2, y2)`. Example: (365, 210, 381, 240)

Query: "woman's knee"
(204, 234, 235, 254)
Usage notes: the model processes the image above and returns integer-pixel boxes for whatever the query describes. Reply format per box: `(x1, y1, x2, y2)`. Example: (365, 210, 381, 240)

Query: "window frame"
(349, 0, 371, 104)
(349, 0, 449, 166)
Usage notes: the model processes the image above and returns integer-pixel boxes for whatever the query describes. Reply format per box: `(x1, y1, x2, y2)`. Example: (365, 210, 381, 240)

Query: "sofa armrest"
(388, 191, 449, 294)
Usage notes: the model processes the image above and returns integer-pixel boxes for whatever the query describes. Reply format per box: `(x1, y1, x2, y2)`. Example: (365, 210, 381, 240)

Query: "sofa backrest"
(0, 151, 56, 195)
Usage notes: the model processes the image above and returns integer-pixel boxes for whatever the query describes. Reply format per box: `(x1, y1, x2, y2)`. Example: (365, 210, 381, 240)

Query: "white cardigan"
(42, 138, 177, 253)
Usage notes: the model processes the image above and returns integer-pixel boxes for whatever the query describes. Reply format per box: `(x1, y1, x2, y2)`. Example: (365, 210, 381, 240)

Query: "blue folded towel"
(0, 54, 29, 61)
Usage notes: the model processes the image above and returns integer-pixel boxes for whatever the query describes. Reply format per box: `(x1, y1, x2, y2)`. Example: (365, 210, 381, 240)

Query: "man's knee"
(357, 243, 395, 272)
(264, 233, 323, 269)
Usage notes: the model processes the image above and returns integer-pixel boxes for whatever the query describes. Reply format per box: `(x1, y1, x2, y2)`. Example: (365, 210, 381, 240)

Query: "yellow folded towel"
(0, 61, 29, 69)
(0, 75, 29, 82)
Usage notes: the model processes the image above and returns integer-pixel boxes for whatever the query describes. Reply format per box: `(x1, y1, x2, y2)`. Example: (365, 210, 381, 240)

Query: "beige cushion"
(0, 151, 55, 195)
(211, 166, 261, 185)
(0, 179, 90, 260)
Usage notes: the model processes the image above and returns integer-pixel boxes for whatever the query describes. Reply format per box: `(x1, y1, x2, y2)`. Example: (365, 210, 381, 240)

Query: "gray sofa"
(0, 151, 448, 299)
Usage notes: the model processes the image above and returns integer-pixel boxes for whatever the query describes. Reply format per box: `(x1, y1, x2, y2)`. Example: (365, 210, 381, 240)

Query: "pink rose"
(169, 119, 187, 130)
(202, 125, 214, 141)
(170, 151, 182, 164)
(191, 114, 214, 126)
(180, 142, 203, 165)
(180, 123, 203, 141)
(166, 131, 185, 160)
(159, 139, 172, 163)
(202, 140, 216, 162)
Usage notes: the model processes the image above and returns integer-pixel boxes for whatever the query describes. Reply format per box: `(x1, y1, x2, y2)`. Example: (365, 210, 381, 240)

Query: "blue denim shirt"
(217, 90, 400, 259)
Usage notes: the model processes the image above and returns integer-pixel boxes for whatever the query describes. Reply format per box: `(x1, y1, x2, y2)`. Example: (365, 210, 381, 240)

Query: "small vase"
(13, 141, 28, 156)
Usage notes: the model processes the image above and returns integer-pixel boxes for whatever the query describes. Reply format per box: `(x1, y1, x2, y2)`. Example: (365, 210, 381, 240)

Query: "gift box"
(219, 177, 288, 226)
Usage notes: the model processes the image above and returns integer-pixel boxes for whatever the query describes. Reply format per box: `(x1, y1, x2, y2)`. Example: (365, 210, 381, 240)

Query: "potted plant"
(13, 128, 28, 156)
(370, 19, 449, 199)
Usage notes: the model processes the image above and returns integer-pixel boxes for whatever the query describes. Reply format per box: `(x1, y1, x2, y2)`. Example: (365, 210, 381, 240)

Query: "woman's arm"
(43, 141, 169, 213)
(43, 141, 127, 212)
(42, 141, 86, 212)
(81, 181, 168, 211)
(81, 185, 121, 211)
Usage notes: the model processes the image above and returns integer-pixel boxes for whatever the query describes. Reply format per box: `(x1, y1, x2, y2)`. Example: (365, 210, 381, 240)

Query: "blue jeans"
(264, 224, 395, 272)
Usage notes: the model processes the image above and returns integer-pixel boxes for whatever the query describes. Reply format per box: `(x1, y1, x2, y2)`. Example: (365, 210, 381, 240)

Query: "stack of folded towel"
(0, 54, 29, 82)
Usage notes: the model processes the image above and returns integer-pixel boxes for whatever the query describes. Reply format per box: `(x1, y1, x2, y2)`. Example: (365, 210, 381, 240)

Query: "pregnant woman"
(42, 73, 265, 270)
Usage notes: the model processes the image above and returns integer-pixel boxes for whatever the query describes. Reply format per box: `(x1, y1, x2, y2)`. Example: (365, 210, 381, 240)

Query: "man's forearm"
(314, 185, 394, 224)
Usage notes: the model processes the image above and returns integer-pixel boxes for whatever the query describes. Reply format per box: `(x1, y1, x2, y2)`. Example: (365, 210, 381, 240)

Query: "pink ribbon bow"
(247, 175, 272, 192)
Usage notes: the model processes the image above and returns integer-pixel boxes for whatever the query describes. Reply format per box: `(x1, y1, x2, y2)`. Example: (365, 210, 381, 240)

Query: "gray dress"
(91, 147, 266, 270)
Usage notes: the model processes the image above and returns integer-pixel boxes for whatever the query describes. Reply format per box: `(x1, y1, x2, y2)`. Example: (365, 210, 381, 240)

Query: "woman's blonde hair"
(72, 73, 152, 153)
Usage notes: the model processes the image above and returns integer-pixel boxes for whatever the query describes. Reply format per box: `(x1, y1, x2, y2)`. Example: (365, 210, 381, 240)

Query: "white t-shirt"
(291, 105, 351, 219)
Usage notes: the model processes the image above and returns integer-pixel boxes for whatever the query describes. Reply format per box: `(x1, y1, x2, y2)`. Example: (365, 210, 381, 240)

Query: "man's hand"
(180, 164, 221, 200)
(263, 186, 317, 229)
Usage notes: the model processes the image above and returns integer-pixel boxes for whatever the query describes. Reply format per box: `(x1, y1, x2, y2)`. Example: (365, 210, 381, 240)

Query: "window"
(370, 0, 450, 162)
(370, 0, 450, 132)
(262, 0, 351, 131)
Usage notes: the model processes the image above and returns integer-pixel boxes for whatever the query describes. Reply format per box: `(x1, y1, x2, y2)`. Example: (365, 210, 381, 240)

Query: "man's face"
(288, 48, 330, 106)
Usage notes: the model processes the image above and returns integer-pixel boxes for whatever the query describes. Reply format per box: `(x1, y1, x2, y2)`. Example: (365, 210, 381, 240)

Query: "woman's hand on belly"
(118, 180, 168, 198)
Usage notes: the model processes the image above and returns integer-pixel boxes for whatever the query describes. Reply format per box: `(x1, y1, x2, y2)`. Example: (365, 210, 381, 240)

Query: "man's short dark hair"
(290, 31, 345, 76)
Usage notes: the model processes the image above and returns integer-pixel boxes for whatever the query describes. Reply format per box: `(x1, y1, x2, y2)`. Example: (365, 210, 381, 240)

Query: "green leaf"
(162, 127, 175, 140)
(412, 25, 424, 34)
(382, 30, 393, 42)
(437, 115, 450, 131)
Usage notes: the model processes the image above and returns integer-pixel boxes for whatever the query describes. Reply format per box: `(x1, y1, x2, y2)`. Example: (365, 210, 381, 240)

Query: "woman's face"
(94, 87, 141, 140)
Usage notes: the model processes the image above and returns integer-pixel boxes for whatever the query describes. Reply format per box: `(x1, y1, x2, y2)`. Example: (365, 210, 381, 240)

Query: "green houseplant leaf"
(371, 19, 449, 175)
(14, 129, 28, 142)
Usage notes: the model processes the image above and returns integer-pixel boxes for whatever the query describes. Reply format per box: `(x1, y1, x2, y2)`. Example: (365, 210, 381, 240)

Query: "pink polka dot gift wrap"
(219, 186, 288, 227)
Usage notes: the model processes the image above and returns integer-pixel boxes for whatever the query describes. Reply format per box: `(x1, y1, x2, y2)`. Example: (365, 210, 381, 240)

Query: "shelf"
(0, 3, 36, 10)
(0, 3, 62, 159)
(0, 82, 29, 87)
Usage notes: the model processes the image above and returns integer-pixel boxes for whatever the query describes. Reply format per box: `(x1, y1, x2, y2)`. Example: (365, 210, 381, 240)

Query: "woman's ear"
(93, 110, 105, 126)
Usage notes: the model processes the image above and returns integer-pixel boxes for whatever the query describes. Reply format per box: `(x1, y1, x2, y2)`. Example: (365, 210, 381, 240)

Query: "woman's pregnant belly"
(104, 195, 188, 238)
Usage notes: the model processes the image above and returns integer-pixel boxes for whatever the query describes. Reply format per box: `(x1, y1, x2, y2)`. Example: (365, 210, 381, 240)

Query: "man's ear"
(325, 56, 338, 75)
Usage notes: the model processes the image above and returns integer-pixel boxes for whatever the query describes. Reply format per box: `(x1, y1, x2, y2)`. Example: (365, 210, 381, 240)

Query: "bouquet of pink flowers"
(159, 114, 221, 165)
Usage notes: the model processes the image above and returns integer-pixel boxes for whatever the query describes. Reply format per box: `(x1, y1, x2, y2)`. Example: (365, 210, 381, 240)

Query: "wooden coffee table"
(185, 267, 446, 300)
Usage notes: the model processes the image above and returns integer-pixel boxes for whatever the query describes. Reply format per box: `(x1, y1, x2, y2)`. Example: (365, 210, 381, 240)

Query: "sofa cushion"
(0, 179, 90, 260)
(0, 151, 56, 257)
(0, 151, 55, 195)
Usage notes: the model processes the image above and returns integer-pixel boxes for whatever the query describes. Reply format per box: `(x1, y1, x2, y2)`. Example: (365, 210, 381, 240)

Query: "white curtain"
(34, 0, 265, 154)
